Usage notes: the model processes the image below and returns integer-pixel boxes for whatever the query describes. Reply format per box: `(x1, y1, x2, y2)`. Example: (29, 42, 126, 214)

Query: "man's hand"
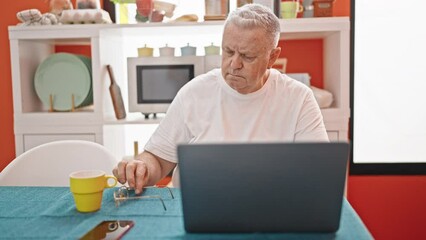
(112, 151, 177, 195)
(113, 158, 149, 194)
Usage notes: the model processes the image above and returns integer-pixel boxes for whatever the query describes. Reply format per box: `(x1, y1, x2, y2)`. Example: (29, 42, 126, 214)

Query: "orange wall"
(348, 176, 426, 239)
(0, 1, 49, 171)
(2, 1, 426, 239)
(279, 39, 324, 88)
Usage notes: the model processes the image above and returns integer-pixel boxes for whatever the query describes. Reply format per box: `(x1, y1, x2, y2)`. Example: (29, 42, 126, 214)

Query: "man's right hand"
(112, 151, 177, 195)
(113, 158, 149, 195)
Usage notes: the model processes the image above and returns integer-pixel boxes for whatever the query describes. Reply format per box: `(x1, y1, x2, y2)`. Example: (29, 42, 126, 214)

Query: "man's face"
(221, 23, 280, 94)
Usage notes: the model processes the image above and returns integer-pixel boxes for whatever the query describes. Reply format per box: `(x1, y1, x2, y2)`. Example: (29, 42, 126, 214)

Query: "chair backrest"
(0, 140, 118, 186)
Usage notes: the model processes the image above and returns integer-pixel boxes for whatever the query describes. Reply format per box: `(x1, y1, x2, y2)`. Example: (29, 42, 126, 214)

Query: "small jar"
(181, 43, 196, 56)
(159, 44, 175, 57)
(302, 0, 314, 18)
(138, 44, 154, 57)
(204, 43, 220, 55)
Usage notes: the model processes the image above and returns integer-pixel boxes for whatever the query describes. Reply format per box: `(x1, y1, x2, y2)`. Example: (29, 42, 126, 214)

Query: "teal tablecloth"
(0, 187, 373, 239)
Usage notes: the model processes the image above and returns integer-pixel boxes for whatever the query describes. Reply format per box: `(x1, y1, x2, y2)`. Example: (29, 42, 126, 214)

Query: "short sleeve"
(144, 90, 192, 163)
(294, 90, 329, 142)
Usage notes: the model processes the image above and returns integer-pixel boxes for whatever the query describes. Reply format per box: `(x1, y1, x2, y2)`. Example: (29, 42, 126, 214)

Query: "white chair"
(0, 140, 118, 186)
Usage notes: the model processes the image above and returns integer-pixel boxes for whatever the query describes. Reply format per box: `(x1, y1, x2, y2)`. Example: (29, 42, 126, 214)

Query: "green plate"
(76, 55, 93, 106)
(34, 53, 92, 111)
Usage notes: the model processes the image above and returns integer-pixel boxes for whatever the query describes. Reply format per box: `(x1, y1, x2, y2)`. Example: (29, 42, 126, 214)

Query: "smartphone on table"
(79, 220, 134, 240)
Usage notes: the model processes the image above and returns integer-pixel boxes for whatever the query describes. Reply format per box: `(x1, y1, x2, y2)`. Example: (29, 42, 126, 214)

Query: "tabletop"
(0, 186, 373, 239)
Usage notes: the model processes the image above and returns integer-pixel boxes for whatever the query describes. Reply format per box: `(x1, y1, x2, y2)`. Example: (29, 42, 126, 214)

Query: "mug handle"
(298, 4, 304, 13)
(104, 175, 118, 188)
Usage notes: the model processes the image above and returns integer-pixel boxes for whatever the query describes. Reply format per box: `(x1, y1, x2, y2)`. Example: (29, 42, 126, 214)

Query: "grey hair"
(224, 3, 281, 47)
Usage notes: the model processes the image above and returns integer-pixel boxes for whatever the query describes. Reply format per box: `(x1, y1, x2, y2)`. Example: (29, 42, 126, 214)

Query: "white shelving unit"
(9, 17, 350, 158)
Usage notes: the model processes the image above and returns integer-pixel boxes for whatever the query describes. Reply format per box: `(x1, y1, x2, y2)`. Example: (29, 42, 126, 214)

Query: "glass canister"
(204, 0, 229, 21)
(237, 0, 281, 18)
(237, 0, 253, 7)
(302, 0, 314, 18)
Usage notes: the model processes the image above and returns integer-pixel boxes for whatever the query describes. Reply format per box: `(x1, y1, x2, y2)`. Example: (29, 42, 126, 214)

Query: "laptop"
(177, 142, 349, 233)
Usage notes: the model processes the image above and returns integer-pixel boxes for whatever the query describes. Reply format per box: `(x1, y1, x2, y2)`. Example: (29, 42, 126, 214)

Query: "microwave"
(127, 55, 220, 118)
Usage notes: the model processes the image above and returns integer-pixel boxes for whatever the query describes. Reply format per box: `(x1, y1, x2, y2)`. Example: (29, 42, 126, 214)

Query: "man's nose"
(230, 55, 243, 70)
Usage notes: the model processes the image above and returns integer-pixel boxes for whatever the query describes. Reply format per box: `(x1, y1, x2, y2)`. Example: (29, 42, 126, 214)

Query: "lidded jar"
(137, 44, 154, 57)
(204, 42, 220, 55)
(181, 43, 196, 56)
(159, 44, 175, 57)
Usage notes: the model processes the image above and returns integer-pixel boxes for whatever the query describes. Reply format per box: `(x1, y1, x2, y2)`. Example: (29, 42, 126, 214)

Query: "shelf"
(14, 111, 101, 126)
(104, 112, 164, 125)
(9, 17, 349, 40)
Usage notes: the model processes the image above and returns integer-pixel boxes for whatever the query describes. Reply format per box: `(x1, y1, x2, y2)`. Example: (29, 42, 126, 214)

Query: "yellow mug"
(70, 170, 117, 213)
(281, 1, 304, 19)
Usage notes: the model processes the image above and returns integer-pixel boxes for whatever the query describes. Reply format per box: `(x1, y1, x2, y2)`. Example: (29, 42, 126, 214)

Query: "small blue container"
(181, 43, 196, 56)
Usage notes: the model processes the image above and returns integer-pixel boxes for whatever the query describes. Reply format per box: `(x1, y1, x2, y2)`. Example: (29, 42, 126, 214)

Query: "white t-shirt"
(145, 68, 328, 187)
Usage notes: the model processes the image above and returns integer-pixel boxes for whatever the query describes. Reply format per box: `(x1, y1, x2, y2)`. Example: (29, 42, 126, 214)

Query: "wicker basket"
(313, 0, 335, 17)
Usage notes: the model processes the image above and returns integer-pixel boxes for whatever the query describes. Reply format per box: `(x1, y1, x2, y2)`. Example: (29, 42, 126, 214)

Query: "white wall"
(353, 0, 426, 163)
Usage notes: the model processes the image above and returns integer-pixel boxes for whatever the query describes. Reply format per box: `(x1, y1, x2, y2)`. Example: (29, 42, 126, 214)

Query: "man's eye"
(225, 50, 234, 56)
(243, 55, 255, 61)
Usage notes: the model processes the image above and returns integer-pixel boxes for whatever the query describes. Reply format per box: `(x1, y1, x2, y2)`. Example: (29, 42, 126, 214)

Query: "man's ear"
(268, 47, 282, 68)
